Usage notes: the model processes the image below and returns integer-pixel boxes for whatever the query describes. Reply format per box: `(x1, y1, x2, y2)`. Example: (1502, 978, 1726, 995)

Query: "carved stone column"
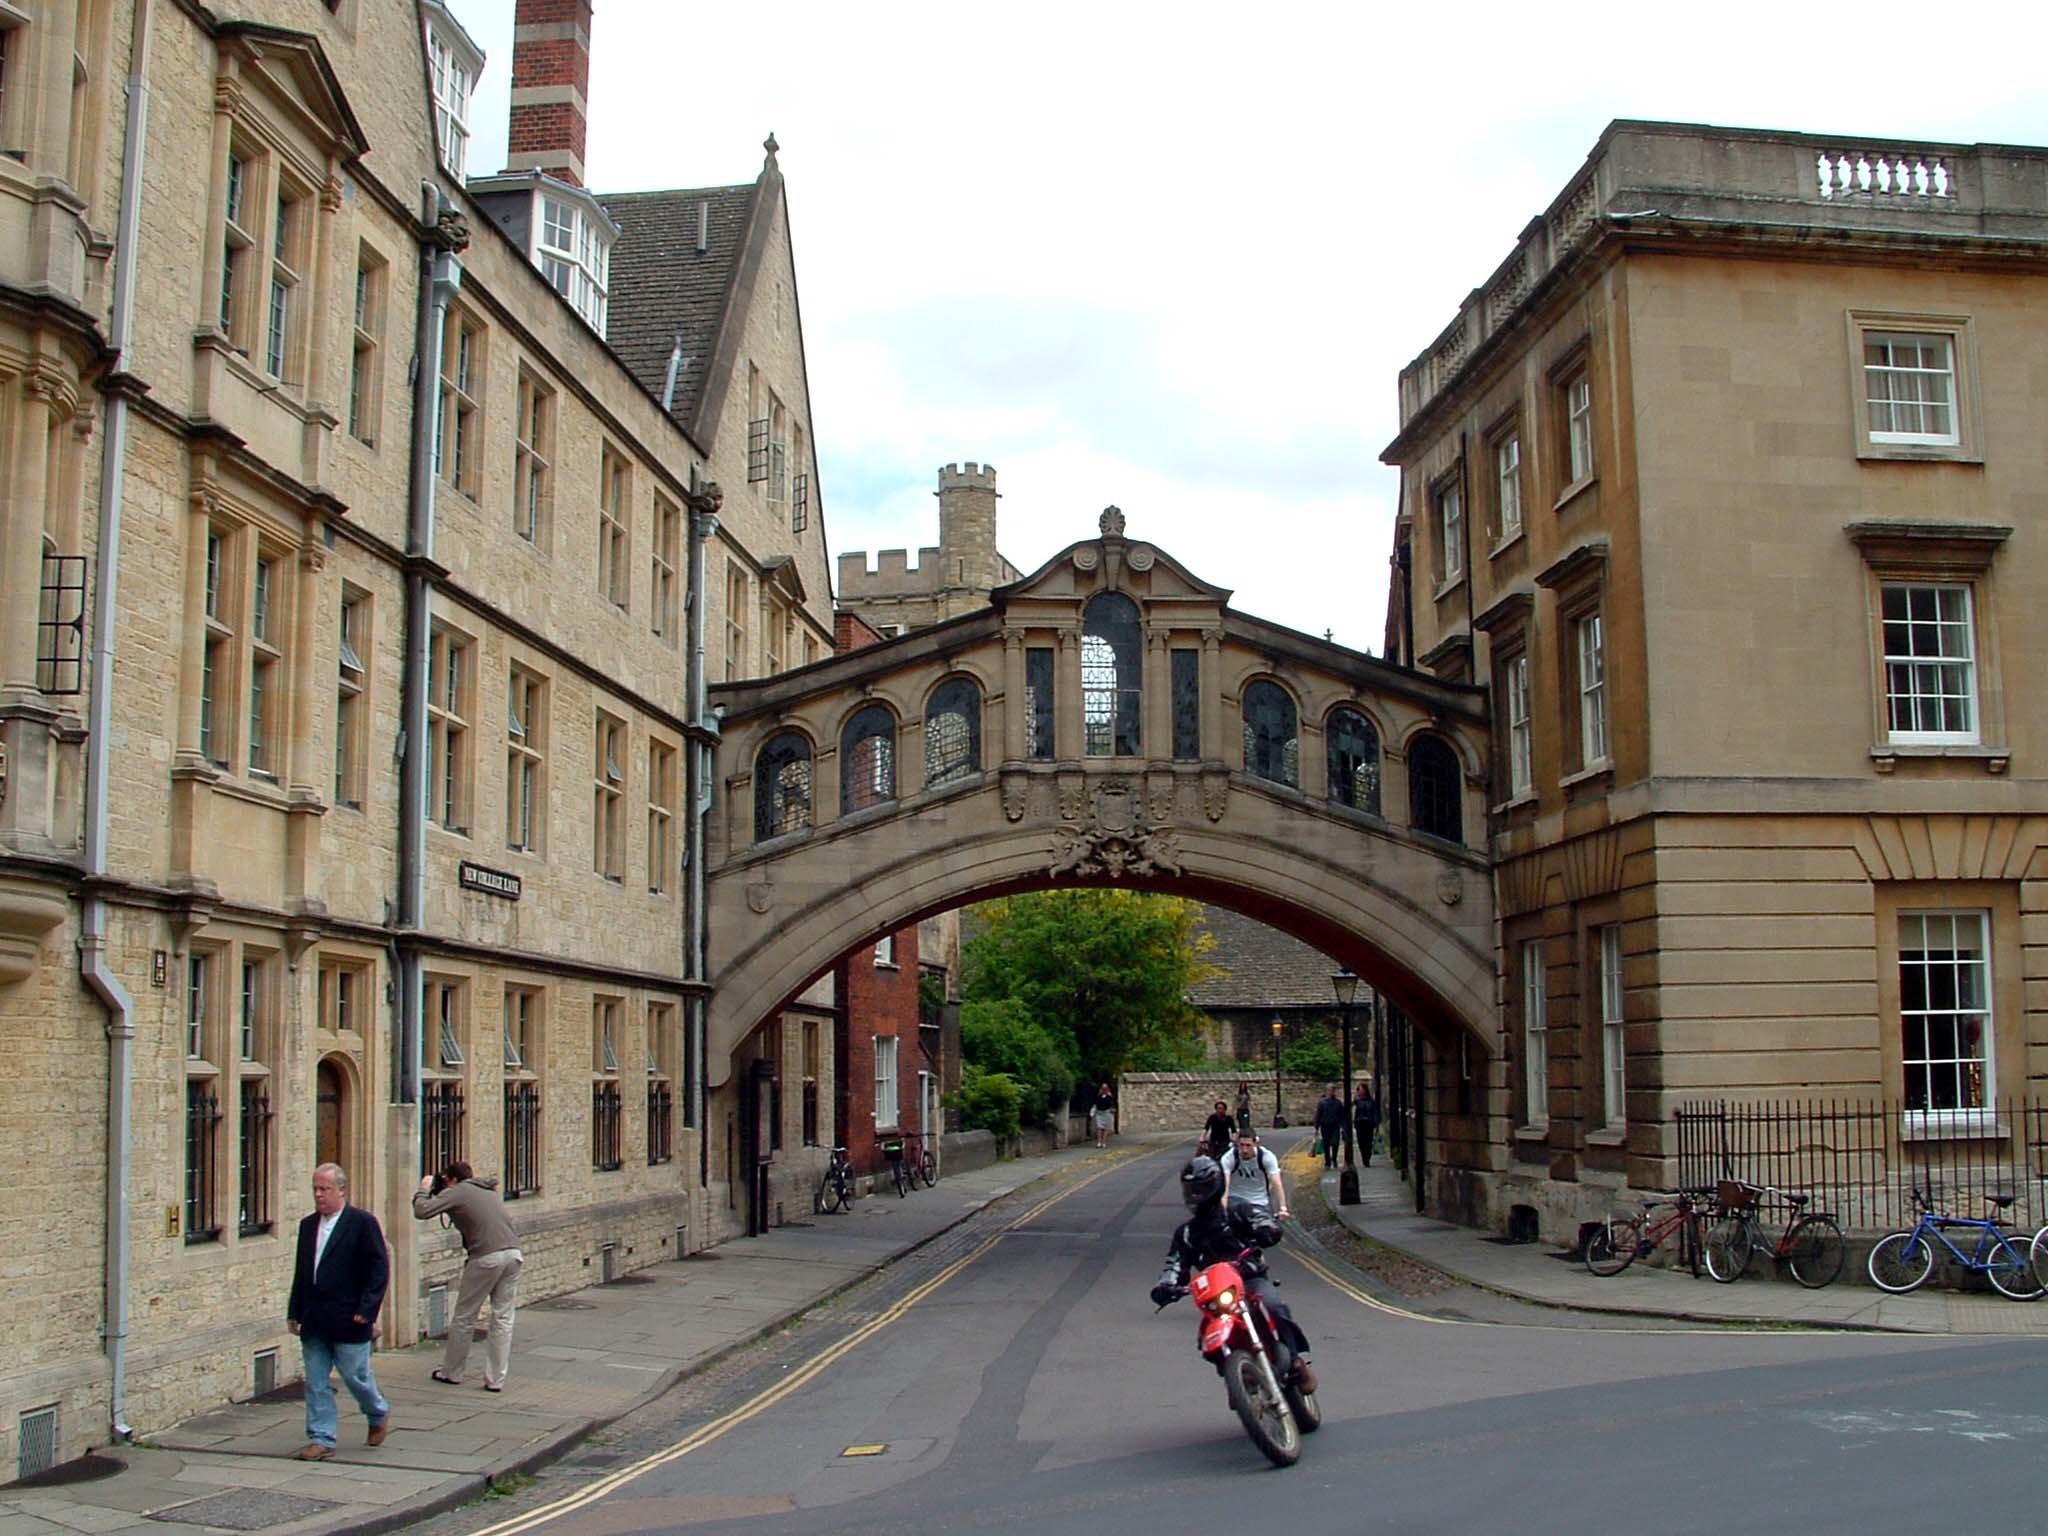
(1142, 629, 1168, 765)
(1199, 627, 1224, 764)
(284, 535, 328, 914)
(1054, 624, 1081, 761)
(1002, 630, 1025, 763)
(1, 377, 55, 694)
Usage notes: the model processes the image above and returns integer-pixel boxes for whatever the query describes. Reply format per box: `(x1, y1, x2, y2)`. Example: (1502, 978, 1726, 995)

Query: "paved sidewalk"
(1303, 1140, 2048, 1335)
(0, 1142, 1122, 1536)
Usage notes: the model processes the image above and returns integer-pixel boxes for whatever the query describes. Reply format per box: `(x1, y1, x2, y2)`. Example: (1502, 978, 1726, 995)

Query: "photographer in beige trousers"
(413, 1162, 523, 1391)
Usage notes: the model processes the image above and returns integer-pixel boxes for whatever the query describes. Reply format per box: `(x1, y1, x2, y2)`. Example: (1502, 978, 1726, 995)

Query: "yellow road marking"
(466, 1155, 1134, 1536)
(839, 1444, 886, 1458)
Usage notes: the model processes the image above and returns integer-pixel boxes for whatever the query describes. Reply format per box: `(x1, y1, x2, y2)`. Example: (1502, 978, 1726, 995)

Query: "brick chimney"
(508, 0, 591, 186)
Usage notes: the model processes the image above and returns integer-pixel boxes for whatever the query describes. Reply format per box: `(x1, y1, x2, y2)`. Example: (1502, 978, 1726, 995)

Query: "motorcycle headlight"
(1203, 1286, 1237, 1314)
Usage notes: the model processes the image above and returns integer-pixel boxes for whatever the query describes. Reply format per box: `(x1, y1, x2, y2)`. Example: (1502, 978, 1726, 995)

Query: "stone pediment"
(760, 555, 807, 606)
(992, 506, 1233, 612)
(218, 24, 370, 160)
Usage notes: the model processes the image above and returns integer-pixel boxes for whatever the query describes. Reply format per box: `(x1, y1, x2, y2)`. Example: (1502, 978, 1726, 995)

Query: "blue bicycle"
(1866, 1187, 2046, 1300)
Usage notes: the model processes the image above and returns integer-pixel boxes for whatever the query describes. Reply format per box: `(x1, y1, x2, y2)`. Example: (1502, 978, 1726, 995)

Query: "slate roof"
(1187, 906, 1342, 1010)
(596, 181, 757, 435)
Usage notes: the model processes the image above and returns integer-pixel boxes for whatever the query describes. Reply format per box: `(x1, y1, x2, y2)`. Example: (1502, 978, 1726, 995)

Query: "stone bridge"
(704, 510, 1495, 1089)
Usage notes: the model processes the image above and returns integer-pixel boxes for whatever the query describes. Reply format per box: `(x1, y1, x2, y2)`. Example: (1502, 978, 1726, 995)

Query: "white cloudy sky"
(443, 0, 2045, 652)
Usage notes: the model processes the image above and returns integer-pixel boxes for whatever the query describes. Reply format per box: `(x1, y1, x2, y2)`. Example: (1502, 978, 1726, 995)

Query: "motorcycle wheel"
(1283, 1381, 1322, 1433)
(1221, 1352, 1300, 1467)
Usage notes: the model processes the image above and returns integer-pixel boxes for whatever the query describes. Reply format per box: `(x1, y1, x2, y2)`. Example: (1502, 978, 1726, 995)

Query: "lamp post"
(1270, 1017, 1287, 1128)
(1332, 970, 1361, 1205)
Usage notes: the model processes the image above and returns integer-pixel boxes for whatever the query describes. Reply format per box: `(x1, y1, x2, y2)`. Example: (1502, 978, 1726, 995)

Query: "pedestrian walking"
(1234, 1080, 1253, 1135)
(1201, 1099, 1235, 1159)
(286, 1163, 390, 1460)
(414, 1160, 524, 1392)
(1313, 1085, 1346, 1168)
(1091, 1082, 1116, 1149)
(1353, 1081, 1381, 1167)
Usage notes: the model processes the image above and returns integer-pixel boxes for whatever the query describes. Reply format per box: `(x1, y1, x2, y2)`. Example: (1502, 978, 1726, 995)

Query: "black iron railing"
(185, 1081, 222, 1244)
(592, 1080, 623, 1171)
(504, 1082, 542, 1198)
(647, 1079, 673, 1165)
(237, 1081, 272, 1236)
(1676, 1096, 2048, 1233)
(421, 1079, 466, 1175)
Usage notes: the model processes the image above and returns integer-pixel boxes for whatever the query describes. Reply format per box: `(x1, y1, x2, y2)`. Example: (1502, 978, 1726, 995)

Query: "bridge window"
(1327, 708, 1381, 814)
(1241, 680, 1298, 788)
(1407, 733, 1463, 844)
(1171, 649, 1200, 760)
(753, 731, 813, 841)
(1025, 647, 1055, 760)
(1082, 592, 1141, 757)
(925, 677, 981, 786)
(840, 705, 896, 812)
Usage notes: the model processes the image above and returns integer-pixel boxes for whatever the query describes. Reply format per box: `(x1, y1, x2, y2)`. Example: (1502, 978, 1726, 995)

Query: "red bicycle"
(1585, 1189, 1705, 1277)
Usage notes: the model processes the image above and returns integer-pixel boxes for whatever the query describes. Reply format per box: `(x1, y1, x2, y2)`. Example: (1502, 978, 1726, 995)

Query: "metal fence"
(1675, 1097, 2048, 1233)
(504, 1082, 542, 1198)
(592, 1081, 623, 1172)
(647, 1080, 673, 1166)
(421, 1079, 465, 1176)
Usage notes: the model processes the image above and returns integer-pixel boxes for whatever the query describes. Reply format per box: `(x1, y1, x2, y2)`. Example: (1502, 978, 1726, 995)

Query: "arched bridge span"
(705, 511, 1494, 1089)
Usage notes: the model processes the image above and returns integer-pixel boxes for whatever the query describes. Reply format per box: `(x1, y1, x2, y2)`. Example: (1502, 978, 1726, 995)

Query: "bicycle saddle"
(1786, 1193, 1809, 1207)
(1985, 1193, 2016, 1209)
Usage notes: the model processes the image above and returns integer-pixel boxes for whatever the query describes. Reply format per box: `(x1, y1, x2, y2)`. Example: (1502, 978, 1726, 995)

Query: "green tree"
(948, 1064, 1025, 1140)
(1280, 1024, 1344, 1083)
(961, 890, 1218, 1089)
(959, 997, 1074, 1124)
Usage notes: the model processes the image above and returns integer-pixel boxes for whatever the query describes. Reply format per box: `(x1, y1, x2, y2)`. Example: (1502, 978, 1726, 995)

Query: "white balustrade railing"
(1817, 149, 1953, 201)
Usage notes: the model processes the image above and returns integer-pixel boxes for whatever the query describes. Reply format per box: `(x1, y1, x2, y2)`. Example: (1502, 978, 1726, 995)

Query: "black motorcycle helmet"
(1181, 1155, 1225, 1211)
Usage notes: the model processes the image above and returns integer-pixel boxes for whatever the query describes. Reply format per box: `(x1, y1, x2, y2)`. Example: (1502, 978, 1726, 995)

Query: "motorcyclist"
(1150, 1155, 1317, 1394)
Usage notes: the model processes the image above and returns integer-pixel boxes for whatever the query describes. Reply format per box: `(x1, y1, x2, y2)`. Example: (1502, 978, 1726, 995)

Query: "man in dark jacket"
(414, 1161, 523, 1390)
(1313, 1086, 1347, 1168)
(1201, 1100, 1235, 1159)
(1353, 1082, 1381, 1167)
(287, 1163, 390, 1459)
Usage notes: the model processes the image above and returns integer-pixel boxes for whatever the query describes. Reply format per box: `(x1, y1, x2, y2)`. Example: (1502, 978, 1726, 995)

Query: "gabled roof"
(760, 554, 807, 605)
(1187, 906, 1342, 1010)
(597, 154, 769, 438)
(216, 23, 370, 159)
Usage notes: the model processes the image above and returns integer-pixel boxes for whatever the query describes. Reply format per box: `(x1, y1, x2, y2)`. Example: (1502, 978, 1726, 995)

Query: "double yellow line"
(469, 1157, 1131, 1536)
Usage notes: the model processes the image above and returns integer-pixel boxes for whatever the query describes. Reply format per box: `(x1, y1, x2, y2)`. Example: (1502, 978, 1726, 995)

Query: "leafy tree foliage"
(1280, 1025, 1344, 1083)
(948, 1064, 1025, 1140)
(959, 997, 1074, 1124)
(961, 890, 1217, 1095)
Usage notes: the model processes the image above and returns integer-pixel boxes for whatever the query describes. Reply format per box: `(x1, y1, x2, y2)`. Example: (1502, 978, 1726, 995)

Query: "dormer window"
(423, 4, 483, 179)
(539, 195, 610, 332)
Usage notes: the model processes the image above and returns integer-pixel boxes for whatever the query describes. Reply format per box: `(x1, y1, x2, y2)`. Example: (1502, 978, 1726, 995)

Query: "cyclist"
(1150, 1155, 1316, 1393)
(1221, 1129, 1290, 1219)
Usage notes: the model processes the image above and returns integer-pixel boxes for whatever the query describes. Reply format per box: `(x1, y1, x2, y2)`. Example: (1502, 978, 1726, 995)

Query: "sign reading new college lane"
(458, 860, 522, 901)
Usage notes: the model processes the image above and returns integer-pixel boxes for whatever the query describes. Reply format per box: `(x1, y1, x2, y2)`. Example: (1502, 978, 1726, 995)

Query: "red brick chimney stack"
(508, 0, 592, 186)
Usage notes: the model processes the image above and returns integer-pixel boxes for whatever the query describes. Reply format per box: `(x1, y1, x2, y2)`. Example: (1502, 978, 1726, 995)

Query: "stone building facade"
(1383, 121, 2048, 1238)
(0, 0, 836, 1468)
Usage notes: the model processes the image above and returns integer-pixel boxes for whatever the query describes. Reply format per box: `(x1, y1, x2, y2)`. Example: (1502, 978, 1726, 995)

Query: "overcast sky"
(442, 1, 2045, 653)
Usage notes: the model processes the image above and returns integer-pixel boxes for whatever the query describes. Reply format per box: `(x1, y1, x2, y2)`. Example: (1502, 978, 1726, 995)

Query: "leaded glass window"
(1241, 680, 1298, 787)
(1407, 733, 1462, 844)
(840, 705, 896, 813)
(1081, 592, 1141, 757)
(1025, 647, 1055, 761)
(1171, 649, 1200, 761)
(753, 731, 812, 842)
(1326, 708, 1381, 814)
(925, 677, 981, 786)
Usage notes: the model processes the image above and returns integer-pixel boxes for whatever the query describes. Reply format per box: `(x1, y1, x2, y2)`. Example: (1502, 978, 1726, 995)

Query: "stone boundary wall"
(1119, 1072, 1336, 1135)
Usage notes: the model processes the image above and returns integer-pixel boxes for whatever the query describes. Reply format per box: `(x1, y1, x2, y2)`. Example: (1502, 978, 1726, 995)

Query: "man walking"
(1353, 1081, 1381, 1168)
(415, 1161, 524, 1391)
(1313, 1085, 1346, 1169)
(287, 1163, 390, 1460)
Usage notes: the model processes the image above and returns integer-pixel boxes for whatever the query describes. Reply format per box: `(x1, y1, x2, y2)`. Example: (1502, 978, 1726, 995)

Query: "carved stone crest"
(1056, 773, 1087, 823)
(1147, 775, 1176, 827)
(1201, 772, 1229, 823)
(1048, 778, 1183, 880)
(1001, 772, 1028, 823)
(1436, 869, 1463, 907)
(747, 882, 774, 914)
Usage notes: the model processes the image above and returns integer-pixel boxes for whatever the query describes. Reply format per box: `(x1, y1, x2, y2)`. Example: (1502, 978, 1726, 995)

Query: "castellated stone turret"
(836, 463, 1020, 637)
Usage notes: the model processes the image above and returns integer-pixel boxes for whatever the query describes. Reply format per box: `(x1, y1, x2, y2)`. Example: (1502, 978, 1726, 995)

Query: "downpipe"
(84, 0, 157, 1446)
(684, 477, 720, 1187)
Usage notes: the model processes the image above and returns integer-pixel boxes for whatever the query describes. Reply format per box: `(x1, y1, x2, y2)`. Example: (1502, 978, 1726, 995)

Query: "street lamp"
(1270, 1017, 1288, 1128)
(1331, 970, 1361, 1206)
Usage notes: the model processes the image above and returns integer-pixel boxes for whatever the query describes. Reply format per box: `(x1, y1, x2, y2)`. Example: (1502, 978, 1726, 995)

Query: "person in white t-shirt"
(1221, 1130, 1289, 1219)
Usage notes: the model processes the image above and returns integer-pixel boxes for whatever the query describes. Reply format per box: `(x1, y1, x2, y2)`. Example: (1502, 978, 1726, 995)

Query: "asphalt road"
(422, 1145, 2048, 1536)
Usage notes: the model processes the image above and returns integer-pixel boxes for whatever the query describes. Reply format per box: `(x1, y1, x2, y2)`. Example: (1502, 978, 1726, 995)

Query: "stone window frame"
(207, 119, 330, 407)
(234, 942, 280, 1236)
(1515, 930, 1549, 1134)
(646, 1000, 677, 1166)
(1547, 337, 1597, 508)
(505, 662, 547, 855)
(333, 585, 369, 810)
(513, 367, 554, 550)
(651, 494, 679, 643)
(1535, 539, 1611, 787)
(873, 1033, 900, 1131)
(1847, 522, 2010, 774)
(592, 708, 628, 882)
(1428, 467, 1464, 597)
(347, 242, 386, 447)
(1579, 906, 1626, 1145)
(723, 560, 749, 681)
(1845, 310, 1983, 464)
(1483, 407, 1525, 555)
(427, 619, 475, 836)
(597, 443, 632, 611)
(838, 702, 898, 814)
(502, 983, 545, 1199)
(591, 994, 625, 1173)
(197, 511, 296, 787)
(436, 305, 487, 501)
(1474, 589, 1534, 813)
(1239, 676, 1301, 790)
(1323, 703, 1383, 818)
(422, 970, 469, 1177)
(646, 735, 676, 895)
(183, 942, 227, 1244)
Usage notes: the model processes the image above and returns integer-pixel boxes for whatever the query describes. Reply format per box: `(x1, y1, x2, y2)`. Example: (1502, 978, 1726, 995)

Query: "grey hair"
(314, 1162, 348, 1190)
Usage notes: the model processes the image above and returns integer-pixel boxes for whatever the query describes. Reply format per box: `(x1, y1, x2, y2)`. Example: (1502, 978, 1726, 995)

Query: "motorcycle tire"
(1283, 1382, 1322, 1433)
(1221, 1352, 1300, 1467)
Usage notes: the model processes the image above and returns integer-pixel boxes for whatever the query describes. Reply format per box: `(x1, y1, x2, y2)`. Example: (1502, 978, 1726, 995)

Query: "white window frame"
(1521, 941, 1547, 1127)
(1577, 613, 1609, 765)
(1863, 330, 1957, 447)
(1880, 581, 1978, 746)
(1846, 312, 1981, 464)
(1436, 480, 1463, 588)
(874, 935, 895, 969)
(1505, 654, 1531, 796)
(426, 22, 474, 179)
(536, 193, 611, 333)
(1898, 909, 1994, 1123)
(874, 1034, 899, 1130)
(1565, 371, 1594, 484)
(1599, 925, 1624, 1128)
(1494, 433, 1522, 545)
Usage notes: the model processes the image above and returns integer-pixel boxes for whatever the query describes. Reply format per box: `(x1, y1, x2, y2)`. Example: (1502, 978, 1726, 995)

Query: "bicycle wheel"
(919, 1150, 938, 1188)
(2031, 1225, 2048, 1296)
(1682, 1210, 1702, 1279)
(1867, 1230, 1935, 1293)
(1585, 1216, 1642, 1277)
(813, 1172, 837, 1215)
(892, 1159, 910, 1198)
(1703, 1217, 1753, 1284)
(1984, 1233, 2046, 1301)
(1785, 1215, 1846, 1289)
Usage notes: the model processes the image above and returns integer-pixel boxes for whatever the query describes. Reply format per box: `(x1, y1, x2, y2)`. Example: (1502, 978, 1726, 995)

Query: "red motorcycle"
(1180, 1248, 1321, 1467)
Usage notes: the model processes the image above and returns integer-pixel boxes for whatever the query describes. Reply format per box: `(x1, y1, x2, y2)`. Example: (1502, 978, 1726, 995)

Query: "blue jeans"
(301, 1334, 388, 1447)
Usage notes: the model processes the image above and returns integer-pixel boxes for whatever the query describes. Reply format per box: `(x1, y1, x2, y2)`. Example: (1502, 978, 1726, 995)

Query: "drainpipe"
(397, 188, 462, 1108)
(83, 0, 156, 1445)
(1457, 431, 1476, 667)
(683, 472, 721, 1188)
(1394, 466, 1415, 668)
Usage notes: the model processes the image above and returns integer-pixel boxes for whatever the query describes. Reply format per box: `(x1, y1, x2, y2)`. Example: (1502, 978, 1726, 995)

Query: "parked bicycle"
(1700, 1179, 1845, 1288)
(1867, 1186, 2045, 1300)
(880, 1134, 912, 1197)
(1585, 1189, 1705, 1278)
(813, 1145, 855, 1215)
